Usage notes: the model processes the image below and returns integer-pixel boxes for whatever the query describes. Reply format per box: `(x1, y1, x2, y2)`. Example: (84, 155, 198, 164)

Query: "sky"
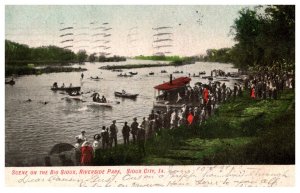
(5, 5, 251, 56)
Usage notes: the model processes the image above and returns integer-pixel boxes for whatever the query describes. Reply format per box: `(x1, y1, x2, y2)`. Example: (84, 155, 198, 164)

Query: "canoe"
(149, 72, 154, 75)
(51, 86, 81, 92)
(161, 70, 167, 73)
(114, 91, 139, 99)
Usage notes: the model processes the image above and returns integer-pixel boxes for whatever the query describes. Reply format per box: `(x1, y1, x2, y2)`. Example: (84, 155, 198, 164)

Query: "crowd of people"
(55, 69, 294, 166)
(70, 79, 245, 166)
(246, 71, 294, 100)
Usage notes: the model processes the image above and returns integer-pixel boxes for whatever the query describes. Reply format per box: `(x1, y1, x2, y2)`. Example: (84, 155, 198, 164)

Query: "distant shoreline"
(5, 65, 87, 77)
(99, 63, 172, 70)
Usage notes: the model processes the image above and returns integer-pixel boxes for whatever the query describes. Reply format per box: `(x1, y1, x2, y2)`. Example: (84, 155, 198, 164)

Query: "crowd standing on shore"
(53, 69, 294, 166)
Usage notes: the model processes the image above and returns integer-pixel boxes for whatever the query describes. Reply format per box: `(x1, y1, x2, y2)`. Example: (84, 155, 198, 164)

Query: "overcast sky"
(5, 5, 250, 56)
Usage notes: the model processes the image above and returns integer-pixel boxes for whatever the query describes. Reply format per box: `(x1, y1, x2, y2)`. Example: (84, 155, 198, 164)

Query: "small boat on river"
(112, 69, 123, 72)
(90, 76, 102, 81)
(149, 72, 154, 75)
(5, 80, 15, 85)
(117, 73, 133, 77)
(129, 72, 138, 75)
(88, 101, 114, 107)
(114, 91, 139, 99)
(51, 86, 81, 92)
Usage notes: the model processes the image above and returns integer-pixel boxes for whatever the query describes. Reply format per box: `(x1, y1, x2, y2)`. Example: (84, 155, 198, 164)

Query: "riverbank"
(94, 89, 295, 165)
(99, 59, 196, 70)
(5, 65, 87, 77)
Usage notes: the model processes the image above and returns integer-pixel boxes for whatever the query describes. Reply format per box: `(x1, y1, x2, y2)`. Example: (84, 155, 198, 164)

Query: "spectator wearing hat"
(77, 130, 87, 142)
(81, 141, 93, 166)
(93, 134, 101, 164)
(101, 126, 109, 149)
(109, 120, 118, 147)
(93, 134, 101, 152)
(137, 125, 146, 156)
(122, 122, 130, 145)
(131, 117, 139, 143)
(74, 137, 82, 165)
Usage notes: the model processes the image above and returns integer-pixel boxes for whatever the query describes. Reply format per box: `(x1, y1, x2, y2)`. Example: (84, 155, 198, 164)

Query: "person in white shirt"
(77, 130, 87, 142)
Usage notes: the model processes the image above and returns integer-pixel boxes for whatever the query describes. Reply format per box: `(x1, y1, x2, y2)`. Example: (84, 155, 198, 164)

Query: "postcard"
(4, 4, 295, 187)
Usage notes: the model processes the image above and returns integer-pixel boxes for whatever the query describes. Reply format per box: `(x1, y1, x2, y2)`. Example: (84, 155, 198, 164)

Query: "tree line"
(201, 5, 295, 71)
(5, 40, 89, 65)
(5, 40, 126, 66)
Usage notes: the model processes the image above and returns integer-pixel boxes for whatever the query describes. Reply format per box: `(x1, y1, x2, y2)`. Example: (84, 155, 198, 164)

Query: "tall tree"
(231, 5, 295, 70)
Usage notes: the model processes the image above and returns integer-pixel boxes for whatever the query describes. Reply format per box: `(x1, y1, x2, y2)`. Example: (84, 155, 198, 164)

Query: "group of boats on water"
(51, 80, 139, 107)
(114, 69, 207, 78)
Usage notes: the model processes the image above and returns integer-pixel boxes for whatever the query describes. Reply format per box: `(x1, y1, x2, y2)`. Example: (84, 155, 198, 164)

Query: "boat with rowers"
(51, 86, 81, 92)
(89, 92, 117, 107)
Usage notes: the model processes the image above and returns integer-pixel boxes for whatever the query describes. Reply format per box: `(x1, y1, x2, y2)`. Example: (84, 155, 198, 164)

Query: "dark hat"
(94, 134, 101, 140)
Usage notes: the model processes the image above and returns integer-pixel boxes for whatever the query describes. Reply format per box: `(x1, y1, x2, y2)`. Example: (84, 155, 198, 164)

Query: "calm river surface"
(5, 59, 237, 166)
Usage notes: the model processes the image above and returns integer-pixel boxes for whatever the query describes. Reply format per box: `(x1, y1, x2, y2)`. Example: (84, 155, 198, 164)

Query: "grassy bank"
(94, 89, 295, 165)
(5, 65, 87, 77)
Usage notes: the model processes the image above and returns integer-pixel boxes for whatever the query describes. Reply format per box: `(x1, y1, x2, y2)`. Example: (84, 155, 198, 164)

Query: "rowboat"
(51, 86, 81, 92)
(88, 101, 113, 107)
(114, 91, 139, 99)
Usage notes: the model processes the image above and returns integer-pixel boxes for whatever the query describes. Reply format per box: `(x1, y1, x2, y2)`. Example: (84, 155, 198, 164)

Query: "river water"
(5, 59, 238, 166)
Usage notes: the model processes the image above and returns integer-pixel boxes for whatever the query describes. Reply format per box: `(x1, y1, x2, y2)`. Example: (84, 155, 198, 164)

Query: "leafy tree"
(88, 53, 97, 62)
(76, 50, 88, 64)
(230, 5, 295, 70)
